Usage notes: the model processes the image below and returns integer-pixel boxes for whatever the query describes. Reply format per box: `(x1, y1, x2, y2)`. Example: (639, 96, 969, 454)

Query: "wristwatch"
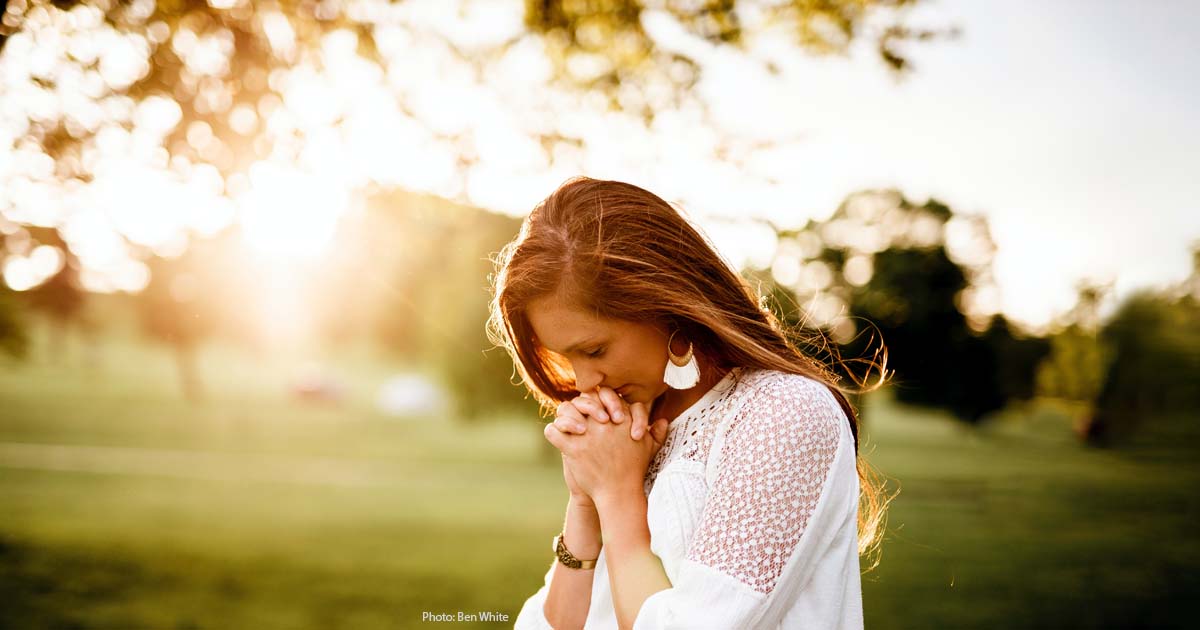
(553, 533, 598, 570)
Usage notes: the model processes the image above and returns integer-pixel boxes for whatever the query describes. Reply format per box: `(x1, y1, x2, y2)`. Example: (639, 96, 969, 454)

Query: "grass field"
(1, 329, 1197, 629)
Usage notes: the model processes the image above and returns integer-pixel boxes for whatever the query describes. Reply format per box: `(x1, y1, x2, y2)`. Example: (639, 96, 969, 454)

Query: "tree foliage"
(526, 0, 952, 84)
(1083, 291, 1200, 445)
(765, 189, 1047, 423)
(0, 0, 947, 415)
(19, 227, 86, 326)
(0, 0, 950, 204)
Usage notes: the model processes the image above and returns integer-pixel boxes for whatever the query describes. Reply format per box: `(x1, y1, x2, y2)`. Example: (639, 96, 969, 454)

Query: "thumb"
(649, 418, 670, 446)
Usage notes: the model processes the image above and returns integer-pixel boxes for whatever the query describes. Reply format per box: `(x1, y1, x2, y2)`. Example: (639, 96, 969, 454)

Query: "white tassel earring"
(664, 330, 701, 389)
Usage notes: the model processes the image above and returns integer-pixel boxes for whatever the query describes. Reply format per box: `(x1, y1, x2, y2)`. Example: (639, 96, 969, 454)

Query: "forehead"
(526, 296, 614, 353)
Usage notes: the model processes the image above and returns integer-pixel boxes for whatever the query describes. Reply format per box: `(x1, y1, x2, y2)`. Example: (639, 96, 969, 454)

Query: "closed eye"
(584, 347, 606, 359)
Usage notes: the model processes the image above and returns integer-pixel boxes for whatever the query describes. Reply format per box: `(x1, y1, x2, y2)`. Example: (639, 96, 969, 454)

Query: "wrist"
(595, 492, 651, 556)
(564, 497, 603, 558)
(569, 492, 597, 510)
(592, 485, 646, 515)
(568, 497, 599, 522)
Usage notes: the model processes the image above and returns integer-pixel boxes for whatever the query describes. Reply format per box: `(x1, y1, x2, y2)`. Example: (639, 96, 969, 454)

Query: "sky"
(833, 0, 1200, 327)
(563, 0, 1200, 329)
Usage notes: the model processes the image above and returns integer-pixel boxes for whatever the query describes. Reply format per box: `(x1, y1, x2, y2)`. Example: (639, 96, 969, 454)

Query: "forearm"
(596, 491, 672, 630)
(543, 496, 602, 630)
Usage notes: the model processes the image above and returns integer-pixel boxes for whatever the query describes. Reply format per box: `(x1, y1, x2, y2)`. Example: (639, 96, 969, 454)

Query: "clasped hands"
(543, 387, 671, 511)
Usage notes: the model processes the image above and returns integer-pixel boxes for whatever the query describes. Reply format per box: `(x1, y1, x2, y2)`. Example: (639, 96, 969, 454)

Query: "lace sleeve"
(686, 373, 845, 595)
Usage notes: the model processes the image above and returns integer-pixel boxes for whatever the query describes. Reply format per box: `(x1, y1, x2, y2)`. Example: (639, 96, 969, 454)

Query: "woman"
(488, 178, 888, 629)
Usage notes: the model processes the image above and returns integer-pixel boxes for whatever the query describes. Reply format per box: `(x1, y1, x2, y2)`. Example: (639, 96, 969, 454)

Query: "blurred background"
(1, 1, 1198, 628)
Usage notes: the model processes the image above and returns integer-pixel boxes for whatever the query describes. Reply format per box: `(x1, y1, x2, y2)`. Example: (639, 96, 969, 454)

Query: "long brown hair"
(487, 177, 892, 567)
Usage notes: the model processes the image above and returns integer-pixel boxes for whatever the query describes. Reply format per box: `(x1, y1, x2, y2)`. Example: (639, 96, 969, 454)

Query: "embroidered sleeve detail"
(686, 372, 845, 595)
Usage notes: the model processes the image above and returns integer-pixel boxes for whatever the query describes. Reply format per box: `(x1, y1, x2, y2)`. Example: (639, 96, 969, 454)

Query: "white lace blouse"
(515, 367, 864, 629)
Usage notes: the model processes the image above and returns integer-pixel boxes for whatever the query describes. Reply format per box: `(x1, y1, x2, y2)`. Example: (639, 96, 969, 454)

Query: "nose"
(572, 363, 604, 393)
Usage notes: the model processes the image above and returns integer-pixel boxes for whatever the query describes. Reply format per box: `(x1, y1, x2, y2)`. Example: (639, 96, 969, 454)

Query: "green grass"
(860, 398, 1200, 630)
(1, 330, 1197, 629)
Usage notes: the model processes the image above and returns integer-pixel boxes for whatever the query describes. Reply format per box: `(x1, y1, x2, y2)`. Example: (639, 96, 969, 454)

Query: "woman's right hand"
(551, 393, 614, 505)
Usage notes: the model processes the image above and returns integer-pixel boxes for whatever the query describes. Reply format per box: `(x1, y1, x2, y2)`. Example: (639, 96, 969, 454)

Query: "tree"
(981, 315, 1050, 406)
(333, 190, 536, 419)
(0, 224, 86, 361)
(1084, 291, 1200, 445)
(525, 0, 954, 119)
(1033, 282, 1115, 439)
(766, 189, 1044, 423)
(0, 288, 28, 358)
(0, 0, 950, 414)
(0, 0, 951, 287)
(135, 232, 240, 401)
(1035, 326, 1110, 405)
(18, 227, 88, 361)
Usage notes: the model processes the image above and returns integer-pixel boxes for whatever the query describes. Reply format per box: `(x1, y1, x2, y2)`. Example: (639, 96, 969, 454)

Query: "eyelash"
(584, 347, 606, 359)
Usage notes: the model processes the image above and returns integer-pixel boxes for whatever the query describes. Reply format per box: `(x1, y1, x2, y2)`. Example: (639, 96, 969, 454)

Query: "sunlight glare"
(2, 244, 64, 291)
(237, 162, 346, 260)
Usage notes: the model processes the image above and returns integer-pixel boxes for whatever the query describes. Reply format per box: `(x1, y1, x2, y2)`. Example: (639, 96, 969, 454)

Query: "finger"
(556, 402, 586, 424)
(554, 414, 587, 435)
(570, 396, 610, 422)
(596, 387, 627, 424)
(649, 418, 670, 446)
(556, 405, 588, 433)
(556, 401, 577, 418)
(543, 423, 569, 451)
(630, 402, 649, 441)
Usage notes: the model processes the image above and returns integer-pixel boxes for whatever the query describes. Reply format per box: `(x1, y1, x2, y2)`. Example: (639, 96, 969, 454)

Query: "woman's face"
(526, 295, 671, 405)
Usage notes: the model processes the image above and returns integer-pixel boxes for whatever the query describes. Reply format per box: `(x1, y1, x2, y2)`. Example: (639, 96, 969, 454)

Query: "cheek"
(630, 356, 669, 396)
(618, 346, 663, 380)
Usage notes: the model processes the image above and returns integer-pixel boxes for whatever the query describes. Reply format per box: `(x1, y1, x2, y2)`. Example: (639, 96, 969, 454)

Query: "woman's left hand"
(543, 387, 670, 508)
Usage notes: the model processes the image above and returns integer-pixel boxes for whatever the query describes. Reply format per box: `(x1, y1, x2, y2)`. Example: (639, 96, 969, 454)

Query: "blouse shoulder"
(688, 369, 851, 595)
(728, 369, 847, 444)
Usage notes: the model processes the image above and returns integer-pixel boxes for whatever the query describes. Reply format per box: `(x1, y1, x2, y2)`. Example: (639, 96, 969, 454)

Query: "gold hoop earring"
(664, 330, 700, 389)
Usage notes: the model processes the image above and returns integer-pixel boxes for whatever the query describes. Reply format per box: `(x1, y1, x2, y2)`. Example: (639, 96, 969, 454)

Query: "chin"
(617, 386, 646, 404)
(630, 393, 653, 406)
(638, 384, 667, 403)
(619, 383, 666, 406)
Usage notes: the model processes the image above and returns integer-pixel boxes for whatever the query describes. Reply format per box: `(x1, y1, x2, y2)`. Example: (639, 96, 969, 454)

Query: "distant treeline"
(2, 188, 1196, 446)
